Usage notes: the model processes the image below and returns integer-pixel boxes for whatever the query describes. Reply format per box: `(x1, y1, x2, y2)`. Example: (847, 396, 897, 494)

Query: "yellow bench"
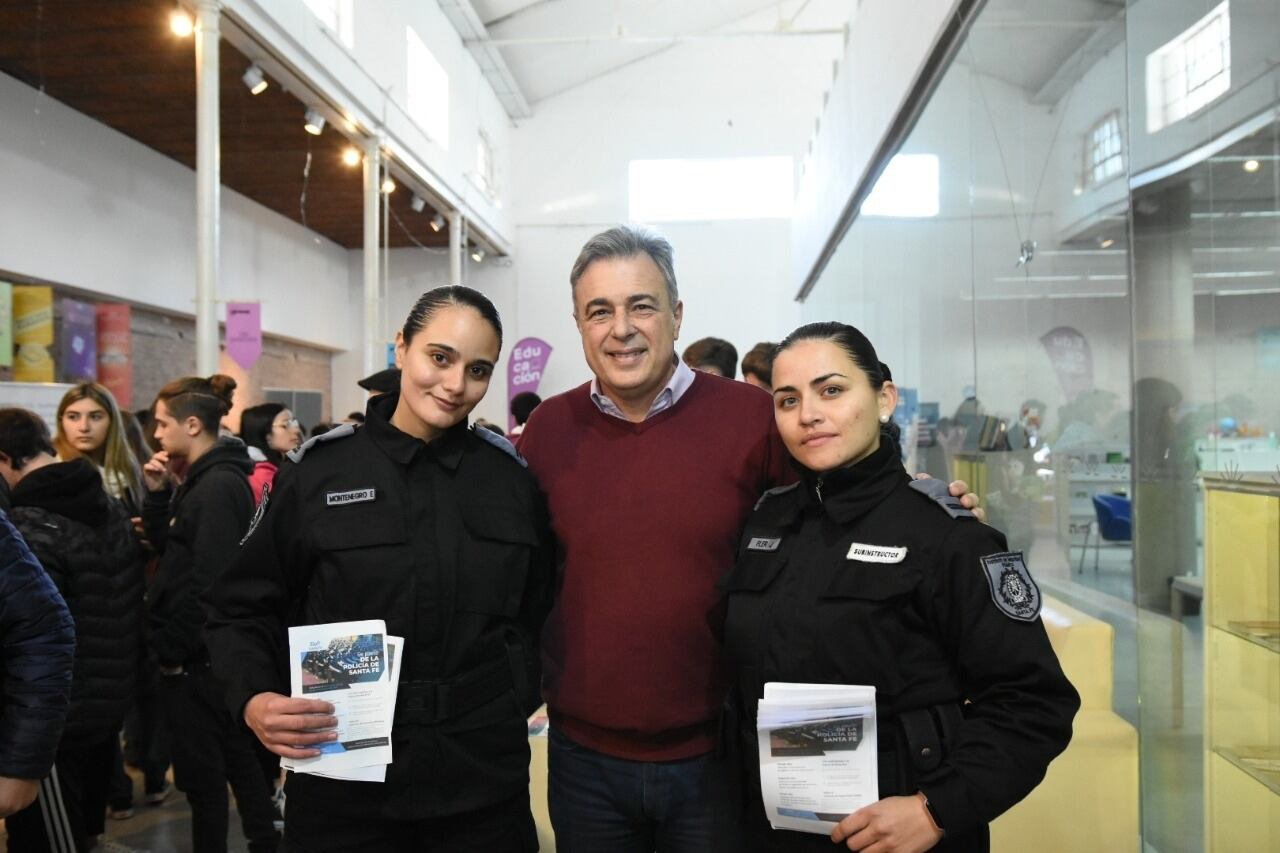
(528, 597, 1138, 851)
(991, 595, 1139, 852)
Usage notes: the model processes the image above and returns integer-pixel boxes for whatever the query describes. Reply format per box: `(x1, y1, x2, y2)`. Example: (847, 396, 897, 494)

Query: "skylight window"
(628, 157, 794, 222)
(860, 154, 940, 218)
(1146, 1, 1231, 133)
(407, 27, 450, 150)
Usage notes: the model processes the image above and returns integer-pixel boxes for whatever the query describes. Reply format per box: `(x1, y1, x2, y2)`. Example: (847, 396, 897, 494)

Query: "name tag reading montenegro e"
(846, 543, 908, 563)
(326, 488, 376, 506)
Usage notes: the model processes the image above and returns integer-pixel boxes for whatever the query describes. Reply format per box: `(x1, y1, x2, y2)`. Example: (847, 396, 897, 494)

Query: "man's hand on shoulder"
(914, 472, 985, 522)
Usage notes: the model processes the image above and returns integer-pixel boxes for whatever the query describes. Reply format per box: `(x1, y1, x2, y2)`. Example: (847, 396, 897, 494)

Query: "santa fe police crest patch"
(979, 551, 1041, 622)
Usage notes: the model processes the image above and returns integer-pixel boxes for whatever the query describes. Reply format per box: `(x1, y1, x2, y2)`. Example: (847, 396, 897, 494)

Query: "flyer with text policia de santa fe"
(286, 619, 398, 777)
(756, 683, 879, 835)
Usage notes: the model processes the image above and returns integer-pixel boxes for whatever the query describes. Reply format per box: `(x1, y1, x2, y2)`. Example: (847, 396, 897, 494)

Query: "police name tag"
(847, 543, 907, 563)
(326, 488, 376, 506)
(747, 537, 781, 552)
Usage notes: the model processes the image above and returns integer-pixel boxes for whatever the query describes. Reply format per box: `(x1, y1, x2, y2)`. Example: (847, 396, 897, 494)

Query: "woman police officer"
(204, 286, 553, 852)
(721, 323, 1079, 853)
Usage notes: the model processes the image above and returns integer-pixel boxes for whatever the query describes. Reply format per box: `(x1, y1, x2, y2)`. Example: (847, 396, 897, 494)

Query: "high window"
(475, 130, 496, 198)
(406, 27, 450, 150)
(861, 154, 940, 218)
(302, 0, 354, 48)
(1086, 112, 1124, 186)
(628, 157, 794, 222)
(1146, 1, 1231, 132)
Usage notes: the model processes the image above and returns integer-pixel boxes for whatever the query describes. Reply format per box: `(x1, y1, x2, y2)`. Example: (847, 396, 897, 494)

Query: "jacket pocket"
(458, 508, 539, 616)
(313, 510, 407, 551)
(719, 553, 788, 595)
(820, 562, 922, 600)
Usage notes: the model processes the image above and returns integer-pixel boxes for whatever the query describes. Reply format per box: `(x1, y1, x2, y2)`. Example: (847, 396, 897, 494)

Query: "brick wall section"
(2, 299, 333, 429)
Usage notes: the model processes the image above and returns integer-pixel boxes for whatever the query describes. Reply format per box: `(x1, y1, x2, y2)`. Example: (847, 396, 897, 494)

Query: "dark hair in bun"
(155, 374, 236, 435)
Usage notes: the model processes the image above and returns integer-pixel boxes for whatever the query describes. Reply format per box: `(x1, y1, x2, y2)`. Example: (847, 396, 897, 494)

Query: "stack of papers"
(756, 682, 878, 834)
(282, 619, 403, 783)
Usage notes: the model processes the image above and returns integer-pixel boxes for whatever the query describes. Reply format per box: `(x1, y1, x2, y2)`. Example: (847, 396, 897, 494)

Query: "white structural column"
(362, 140, 382, 376)
(448, 211, 463, 287)
(194, 0, 221, 375)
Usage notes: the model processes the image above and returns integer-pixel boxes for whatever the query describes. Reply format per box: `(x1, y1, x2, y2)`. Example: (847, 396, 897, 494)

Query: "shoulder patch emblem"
(240, 484, 270, 546)
(980, 551, 1041, 622)
(753, 481, 800, 511)
(907, 478, 975, 519)
(288, 422, 357, 464)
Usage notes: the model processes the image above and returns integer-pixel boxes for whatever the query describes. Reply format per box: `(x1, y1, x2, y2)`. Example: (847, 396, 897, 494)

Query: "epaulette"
(753, 481, 800, 511)
(908, 477, 976, 519)
(287, 423, 357, 464)
(471, 425, 528, 468)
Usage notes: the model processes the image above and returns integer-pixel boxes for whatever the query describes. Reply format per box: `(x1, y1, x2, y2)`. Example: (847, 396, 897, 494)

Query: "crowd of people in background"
(0, 224, 1074, 853)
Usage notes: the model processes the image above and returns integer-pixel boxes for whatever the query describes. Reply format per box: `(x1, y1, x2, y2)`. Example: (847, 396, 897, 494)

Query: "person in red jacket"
(239, 403, 303, 506)
(518, 225, 981, 853)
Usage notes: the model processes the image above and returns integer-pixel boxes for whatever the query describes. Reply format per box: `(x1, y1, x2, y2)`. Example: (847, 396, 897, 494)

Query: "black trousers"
(4, 732, 116, 853)
(159, 664, 279, 853)
(280, 789, 538, 853)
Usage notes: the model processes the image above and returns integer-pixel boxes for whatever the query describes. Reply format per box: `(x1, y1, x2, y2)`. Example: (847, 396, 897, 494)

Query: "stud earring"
(879, 414, 889, 424)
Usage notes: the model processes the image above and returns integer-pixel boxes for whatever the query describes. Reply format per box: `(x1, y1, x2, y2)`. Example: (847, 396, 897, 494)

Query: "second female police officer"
(205, 286, 553, 852)
(721, 323, 1079, 853)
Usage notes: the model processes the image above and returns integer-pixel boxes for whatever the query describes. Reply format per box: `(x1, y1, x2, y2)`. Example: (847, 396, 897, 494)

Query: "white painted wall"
(506, 4, 847, 400)
(0, 70, 355, 355)
(224, 0, 513, 248)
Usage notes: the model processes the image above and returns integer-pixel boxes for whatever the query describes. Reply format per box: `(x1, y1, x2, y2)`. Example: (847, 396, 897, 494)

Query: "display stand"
(1203, 473, 1280, 851)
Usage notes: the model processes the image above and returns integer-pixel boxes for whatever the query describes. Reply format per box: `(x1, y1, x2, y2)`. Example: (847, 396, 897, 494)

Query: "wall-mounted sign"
(61, 298, 97, 381)
(507, 337, 552, 432)
(97, 303, 132, 406)
(226, 302, 262, 371)
(13, 285, 54, 382)
(0, 282, 11, 368)
(1039, 326, 1094, 401)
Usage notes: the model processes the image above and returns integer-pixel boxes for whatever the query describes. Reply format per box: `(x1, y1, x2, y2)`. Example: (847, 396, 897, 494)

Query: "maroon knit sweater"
(520, 371, 793, 760)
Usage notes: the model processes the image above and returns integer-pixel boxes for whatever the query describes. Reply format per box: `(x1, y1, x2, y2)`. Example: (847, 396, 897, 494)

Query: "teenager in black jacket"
(0, 408, 144, 852)
(142, 375, 278, 853)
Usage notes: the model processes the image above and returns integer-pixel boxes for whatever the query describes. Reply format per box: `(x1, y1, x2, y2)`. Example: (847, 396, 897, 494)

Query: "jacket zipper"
(815, 477, 824, 503)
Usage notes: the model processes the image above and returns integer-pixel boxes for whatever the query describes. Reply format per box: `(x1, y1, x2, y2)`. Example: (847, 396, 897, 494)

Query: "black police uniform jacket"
(204, 392, 555, 821)
(722, 440, 1079, 851)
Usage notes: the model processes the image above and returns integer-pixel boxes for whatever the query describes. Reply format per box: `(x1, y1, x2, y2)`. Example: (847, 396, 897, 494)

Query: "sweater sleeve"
(0, 513, 75, 780)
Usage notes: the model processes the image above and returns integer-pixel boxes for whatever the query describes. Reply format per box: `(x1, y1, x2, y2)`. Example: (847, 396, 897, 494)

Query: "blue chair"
(1079, 493, 1132, 573)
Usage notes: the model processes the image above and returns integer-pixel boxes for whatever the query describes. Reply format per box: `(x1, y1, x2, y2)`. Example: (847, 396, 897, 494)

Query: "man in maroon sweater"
(518, 226, 976, 852)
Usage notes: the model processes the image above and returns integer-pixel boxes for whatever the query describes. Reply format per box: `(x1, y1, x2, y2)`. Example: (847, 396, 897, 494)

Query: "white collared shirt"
(590, 356, 697, 421)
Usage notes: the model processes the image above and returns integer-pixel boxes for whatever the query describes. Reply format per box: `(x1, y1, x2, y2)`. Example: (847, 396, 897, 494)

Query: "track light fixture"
(471, 247, 485, 263)
(242, 64, 268, 95)
(304, 108, 326, 136)
(429, 213, 445, 232)
(410, 194, 427, 213)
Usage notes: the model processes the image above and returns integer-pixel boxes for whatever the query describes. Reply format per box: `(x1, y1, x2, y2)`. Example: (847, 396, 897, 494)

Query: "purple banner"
(60, 298, 97, 380)
(1040, 326, 1094, 401)
(507, 337, 552, 432)
(226, 302, 262, 371)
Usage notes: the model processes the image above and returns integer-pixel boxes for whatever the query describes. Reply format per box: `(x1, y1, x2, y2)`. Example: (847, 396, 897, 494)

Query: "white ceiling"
(466, 0, 855, 104)
(964, 0, 1125, 101)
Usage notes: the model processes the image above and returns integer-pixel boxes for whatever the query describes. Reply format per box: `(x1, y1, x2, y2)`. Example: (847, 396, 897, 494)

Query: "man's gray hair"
(570, 225, 679, 309)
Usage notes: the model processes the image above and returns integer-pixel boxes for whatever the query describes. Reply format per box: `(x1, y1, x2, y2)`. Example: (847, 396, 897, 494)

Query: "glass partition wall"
(802, 1, 1280, 850)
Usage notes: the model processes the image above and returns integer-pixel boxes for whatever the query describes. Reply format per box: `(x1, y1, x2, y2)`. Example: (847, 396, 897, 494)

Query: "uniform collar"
(797, 439, 909, 526)
(365, 392, 469, 470)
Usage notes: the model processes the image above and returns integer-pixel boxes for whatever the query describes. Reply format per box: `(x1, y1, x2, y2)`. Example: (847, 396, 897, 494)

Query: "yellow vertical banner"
(0, 282, 12, 368)
(13, 285, 54, 382)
